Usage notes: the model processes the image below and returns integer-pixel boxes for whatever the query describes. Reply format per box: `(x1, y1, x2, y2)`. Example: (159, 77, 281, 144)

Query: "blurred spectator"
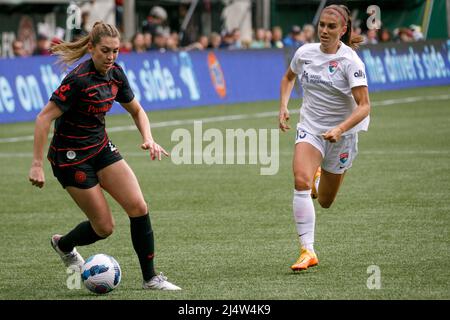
(396, 28, 414, 42)
(208, 32, 221, 49)
(143, 32, 152, 50)
(240, 39, 252, 49)
(283, 25, 305, 49)
(12, 40, 28, 57)
(120, 39, 132, 53)
(264, 30, 273, 48)
(167, 31, 180, 51)
(142, 6, 170, 38)
(184, 35, 209, 51)
(131, 32, 146, 53)
(302, 24, 316, 43)
(271, 26, 284, 48)
(250, 28, 266, 49)
(410, 25, 424, 41)
(229, 28, 243, 49)
(33, 34, 51, 56)
(198, 35, 209, 50)
(378, 28, 392, 43)
(150, 27, 168, 52)
(363, 29, 378, 44)
(17, 15, 36, 56)
(353, 26, 363, 37)
(220, 31, 234, 49)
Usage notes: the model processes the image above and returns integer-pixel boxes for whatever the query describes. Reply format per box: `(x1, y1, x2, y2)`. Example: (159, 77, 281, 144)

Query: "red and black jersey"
(48, 59, 134, 167)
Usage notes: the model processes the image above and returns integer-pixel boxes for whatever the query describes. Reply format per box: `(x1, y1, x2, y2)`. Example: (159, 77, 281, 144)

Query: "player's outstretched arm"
(279, 68, 297, 132)
(121, 98, 169, 161)
(29, 101, 63, 188)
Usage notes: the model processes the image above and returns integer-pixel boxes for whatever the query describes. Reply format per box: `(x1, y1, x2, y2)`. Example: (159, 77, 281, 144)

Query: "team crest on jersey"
(66, 150, 76, 160)
(339, 152, 349, 164)
(111, 82, 119, 97)
(74, 171, 87, 184)
(328, 61, 339, 74)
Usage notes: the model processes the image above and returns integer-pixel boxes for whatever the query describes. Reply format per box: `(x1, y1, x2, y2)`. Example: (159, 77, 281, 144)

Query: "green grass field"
(0, 85, 449, 300)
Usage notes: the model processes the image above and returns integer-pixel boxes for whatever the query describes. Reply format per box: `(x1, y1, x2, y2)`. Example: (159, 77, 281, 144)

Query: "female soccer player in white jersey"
(278, 4, 371, 271)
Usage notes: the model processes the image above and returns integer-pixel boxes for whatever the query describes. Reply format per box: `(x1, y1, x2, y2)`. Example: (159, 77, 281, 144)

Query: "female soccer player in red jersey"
(28, 22, 180, 290)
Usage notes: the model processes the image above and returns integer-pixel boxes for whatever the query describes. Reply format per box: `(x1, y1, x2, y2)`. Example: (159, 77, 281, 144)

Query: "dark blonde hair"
(321, 5, 363, 50)
(51, 21, 120, 67)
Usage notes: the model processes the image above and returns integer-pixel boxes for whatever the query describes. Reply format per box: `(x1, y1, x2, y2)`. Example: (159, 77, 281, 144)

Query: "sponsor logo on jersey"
(354, 70, 366, 78)
(328, 61, 339, 74)
(207, 52, 226, 98)
(304, 61, 312, 65)
(74, 170, 87, 184)
(339, 152, 349, 164)
(87, 104, 112, 113)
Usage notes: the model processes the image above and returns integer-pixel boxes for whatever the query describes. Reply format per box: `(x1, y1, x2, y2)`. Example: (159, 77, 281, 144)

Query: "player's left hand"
(322, 126, 344, 143)
(141, 140, 169, 160)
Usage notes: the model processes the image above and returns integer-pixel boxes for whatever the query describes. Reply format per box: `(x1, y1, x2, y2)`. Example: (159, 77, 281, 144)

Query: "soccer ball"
(81, 254, 121, 294)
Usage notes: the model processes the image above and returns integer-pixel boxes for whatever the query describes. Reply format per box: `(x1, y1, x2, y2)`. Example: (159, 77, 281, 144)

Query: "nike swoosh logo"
(304, 61, 312, 64)
(88, 92, 98, 97)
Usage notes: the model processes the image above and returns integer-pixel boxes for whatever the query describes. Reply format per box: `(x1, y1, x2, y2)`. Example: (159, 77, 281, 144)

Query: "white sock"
(293, 189, 315, 253)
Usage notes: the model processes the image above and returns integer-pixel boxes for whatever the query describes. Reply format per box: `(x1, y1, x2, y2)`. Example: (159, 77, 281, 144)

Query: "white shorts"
(295, 124, 358, 174)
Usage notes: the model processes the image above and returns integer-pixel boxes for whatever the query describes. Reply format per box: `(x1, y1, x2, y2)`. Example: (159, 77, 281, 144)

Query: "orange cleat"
(311, 167, 321, 199)
(291, 248, 319, 271)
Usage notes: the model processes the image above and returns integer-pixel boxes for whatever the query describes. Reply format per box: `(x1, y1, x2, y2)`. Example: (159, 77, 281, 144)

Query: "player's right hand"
(29, 166, 45, 188)
(141, 140, 169, 161)
(279, 107, 291, 132)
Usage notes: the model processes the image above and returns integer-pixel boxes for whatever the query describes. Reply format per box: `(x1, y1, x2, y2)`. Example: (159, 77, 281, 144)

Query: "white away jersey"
(290, 42, 370, 135)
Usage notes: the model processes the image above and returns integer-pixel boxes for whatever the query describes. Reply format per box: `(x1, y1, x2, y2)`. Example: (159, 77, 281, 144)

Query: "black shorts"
(51, 140, 123, 189)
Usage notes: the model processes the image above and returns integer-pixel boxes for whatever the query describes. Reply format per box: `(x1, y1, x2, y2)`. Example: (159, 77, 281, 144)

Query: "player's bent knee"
(126, 200, 148, 217)
(294, 175, 313, 191)
(93, 221, 115, 238)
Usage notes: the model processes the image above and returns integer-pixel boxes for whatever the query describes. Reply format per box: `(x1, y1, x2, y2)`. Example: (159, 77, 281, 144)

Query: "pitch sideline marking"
(1, 150, 449, 158)
(1, 94, 450, 144)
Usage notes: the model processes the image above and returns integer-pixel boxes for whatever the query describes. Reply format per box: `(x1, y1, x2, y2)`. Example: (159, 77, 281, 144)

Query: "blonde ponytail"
(51, 21, 120, 69)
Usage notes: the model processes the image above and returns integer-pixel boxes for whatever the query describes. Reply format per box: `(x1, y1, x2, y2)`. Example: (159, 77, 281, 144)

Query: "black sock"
(130, 213, 156, 281)
(58, 221, 104, 252)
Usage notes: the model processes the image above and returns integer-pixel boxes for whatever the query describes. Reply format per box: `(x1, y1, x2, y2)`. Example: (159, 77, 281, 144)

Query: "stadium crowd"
(10, 5, 425, 59)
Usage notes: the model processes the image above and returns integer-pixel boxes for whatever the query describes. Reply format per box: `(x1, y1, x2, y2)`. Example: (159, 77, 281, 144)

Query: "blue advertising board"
(1, 40, 450, 124)
(359, 40, 450, 91)
(0, 49, 287, 124)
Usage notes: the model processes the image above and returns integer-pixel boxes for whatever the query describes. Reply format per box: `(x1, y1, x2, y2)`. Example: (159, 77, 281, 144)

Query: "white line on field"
(1, 94, 450, 144)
